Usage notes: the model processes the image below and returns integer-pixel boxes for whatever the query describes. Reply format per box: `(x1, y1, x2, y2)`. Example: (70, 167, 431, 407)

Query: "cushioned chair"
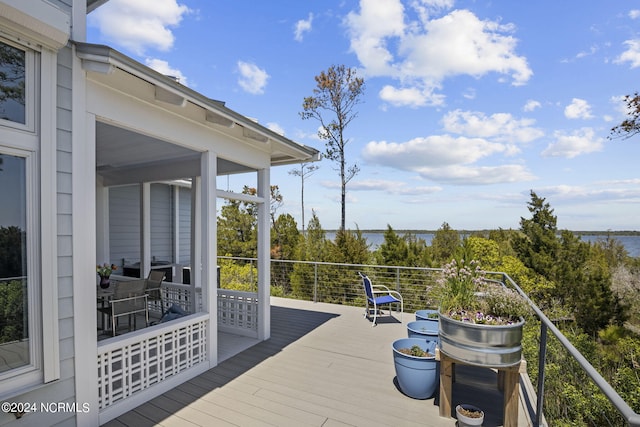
(358, 271, 403, 326)
(97, 280, 148, 336)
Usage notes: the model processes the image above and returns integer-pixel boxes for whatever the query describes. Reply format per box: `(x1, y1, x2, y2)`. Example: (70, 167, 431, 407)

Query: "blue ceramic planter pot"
(415, 309, 439, 321)
(392, 337, 438, 399)
(407, 320, 439, 344)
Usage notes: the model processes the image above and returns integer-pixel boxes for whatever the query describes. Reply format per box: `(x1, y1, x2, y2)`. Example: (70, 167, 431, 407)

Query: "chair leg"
(372, 302, 378, 326)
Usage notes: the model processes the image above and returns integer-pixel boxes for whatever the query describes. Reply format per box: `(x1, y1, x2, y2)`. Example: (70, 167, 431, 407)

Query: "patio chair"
(97, 280, 148, 336)
(144, 270, 166, 312)
(358, 272, 403, 326)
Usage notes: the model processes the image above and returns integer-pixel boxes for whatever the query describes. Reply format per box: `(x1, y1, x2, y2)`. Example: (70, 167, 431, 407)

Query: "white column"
(95, 177, 109, 264)
(172, 185, 180, 275)
(141, 182, 151, 278)
(201, 152, 217, 366)
(257, 168, 271, 340)
(191, 176, 201, 311)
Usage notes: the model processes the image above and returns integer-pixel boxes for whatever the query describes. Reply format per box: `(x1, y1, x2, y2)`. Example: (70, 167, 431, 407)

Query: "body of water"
(326, 232, 640, 258)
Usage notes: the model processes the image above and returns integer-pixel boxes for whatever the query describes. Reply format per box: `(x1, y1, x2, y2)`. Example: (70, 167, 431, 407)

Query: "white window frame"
(0, 147, 41, 394)
(0, 37, 35, 132)
(0, 34, 59, 399)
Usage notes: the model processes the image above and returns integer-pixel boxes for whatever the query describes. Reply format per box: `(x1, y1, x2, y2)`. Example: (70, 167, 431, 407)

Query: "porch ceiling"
(96, 121, 253, 186)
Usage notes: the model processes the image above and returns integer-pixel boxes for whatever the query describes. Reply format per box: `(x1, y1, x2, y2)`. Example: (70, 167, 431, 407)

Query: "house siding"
(109, 185, 141, 266)
(150, 183, 173, 263)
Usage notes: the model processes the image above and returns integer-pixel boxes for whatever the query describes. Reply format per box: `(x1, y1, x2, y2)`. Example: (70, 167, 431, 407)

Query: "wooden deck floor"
(103, 297, 536, 427)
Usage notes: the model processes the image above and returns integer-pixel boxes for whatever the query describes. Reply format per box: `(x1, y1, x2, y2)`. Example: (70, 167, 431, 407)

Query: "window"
(0, 154, 29, 374)
(0, 36, 46, 396)
(0, 41, 26, 125)
(0, 38, 34, 134)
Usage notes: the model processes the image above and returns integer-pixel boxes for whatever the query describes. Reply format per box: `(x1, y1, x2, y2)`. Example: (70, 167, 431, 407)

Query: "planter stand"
(437, 349, 526, 427)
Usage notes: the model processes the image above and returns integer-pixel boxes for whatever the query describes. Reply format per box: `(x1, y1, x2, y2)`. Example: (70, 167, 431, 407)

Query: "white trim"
(0, 148, 41, 398)
(141, 183, 151, 278)
(257, 168, 271, 341)
(0, 0, 70, 50)
(216, 188, 266, 204)
(0, 37, 36, 132)
(39, 45, 59, 383)
(201, 151, 217, 367)
(72, 83, 100, 427)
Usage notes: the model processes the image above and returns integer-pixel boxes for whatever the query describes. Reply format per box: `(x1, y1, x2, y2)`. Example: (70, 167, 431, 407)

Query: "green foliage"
(218, 257, 256, 291)
(375, 225, 430, 267)
(514, 191, 559, 278)
(0, 279, 26, 343)
(0, 225, 24, 278)
(217, 196, 257, 259)
(431, 222, 460, 264)
(329, 228, 371, 265)
(465, 236, 501, 270)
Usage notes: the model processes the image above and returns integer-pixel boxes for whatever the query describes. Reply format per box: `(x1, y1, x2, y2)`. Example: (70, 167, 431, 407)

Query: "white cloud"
(629, 10, 640, 19)
(266, 122, 285, 136)
(523, 99, 541, 112)
(542, 128, 603, 158)
(88, 0, 191, 55)
(345, 2, 532, 106)
(412, 164, 535, 185)
(442, 110, 544, 144)
(294, 13, 314, 42)
(349, 179, 441, 195)
(237, 61, 270, 94)
(564, 98, 593, 119)
(145, 58, 188, 86)
(363, 135, 505, 169)
(379, 85, 444, 107)
(361, 134, 535, 184)
(615, 39, 640, 68)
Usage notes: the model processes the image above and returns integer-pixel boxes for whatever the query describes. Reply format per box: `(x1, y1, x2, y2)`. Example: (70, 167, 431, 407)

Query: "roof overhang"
(0, 0, 70, 50)
(75, 42, 320, 172)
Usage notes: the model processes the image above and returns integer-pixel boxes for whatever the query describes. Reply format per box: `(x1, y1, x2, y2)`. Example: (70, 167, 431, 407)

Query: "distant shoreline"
(326, 229, 640, 236)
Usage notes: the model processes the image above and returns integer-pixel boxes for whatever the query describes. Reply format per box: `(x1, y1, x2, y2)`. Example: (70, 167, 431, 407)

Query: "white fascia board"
(74, 42, 319, 164)
(0, 0, 70, 49)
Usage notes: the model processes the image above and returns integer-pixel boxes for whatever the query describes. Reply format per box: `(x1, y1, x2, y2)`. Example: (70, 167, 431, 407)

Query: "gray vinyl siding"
(178, 186, 191, 265)
(150, 183, 172, 263)
(109, 185, 141, 266)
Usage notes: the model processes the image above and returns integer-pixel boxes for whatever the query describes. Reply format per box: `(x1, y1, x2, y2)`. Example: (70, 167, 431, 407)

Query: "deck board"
(105, 297, 534, 426)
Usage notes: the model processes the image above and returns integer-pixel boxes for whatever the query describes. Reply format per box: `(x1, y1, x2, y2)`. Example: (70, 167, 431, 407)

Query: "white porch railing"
(97, 313, 208, 412)
(217, 289, 259, 338)
(97, 283, 260, 420)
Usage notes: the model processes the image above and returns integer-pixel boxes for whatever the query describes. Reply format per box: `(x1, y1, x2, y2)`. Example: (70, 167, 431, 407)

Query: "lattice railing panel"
(97, 315, 208, 410)
(217, 290, 258, 336)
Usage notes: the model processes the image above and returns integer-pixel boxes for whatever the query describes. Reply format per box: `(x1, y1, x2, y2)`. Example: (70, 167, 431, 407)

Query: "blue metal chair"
(358, 272, 403, 326)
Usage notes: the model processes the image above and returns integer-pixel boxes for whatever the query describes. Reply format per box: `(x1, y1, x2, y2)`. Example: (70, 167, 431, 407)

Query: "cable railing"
(218, 256, 640, 427)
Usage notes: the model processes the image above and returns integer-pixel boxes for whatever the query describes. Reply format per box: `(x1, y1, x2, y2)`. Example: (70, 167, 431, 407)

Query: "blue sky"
(87, 0, 640, 231)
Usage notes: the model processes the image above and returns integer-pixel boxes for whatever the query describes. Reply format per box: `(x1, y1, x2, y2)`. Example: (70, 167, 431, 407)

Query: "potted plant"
(392, 337, 438, 399)
(434, 258, 530, 367)
(97, 263, 118, 289)
(456, 403, 484, 426)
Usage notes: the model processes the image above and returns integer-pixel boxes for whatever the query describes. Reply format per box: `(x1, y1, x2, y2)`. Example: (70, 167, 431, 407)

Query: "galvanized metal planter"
(438, 313, 524, 367)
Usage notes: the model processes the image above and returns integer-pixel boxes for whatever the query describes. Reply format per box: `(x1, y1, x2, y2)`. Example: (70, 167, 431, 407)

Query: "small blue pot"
(392, 338, 438, 399)
(415, 309, 439, 322)
(407, 320, 439, 343)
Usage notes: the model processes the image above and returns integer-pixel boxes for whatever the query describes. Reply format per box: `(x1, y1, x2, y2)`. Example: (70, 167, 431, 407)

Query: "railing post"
(313, 262, 318, 303)
(395, 267, 400, 292)
(536, 322, 548, 426)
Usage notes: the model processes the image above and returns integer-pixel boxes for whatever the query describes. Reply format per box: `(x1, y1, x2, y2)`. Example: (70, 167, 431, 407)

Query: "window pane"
(0, 154, 28, 373)
(0, 41, 26, 124)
